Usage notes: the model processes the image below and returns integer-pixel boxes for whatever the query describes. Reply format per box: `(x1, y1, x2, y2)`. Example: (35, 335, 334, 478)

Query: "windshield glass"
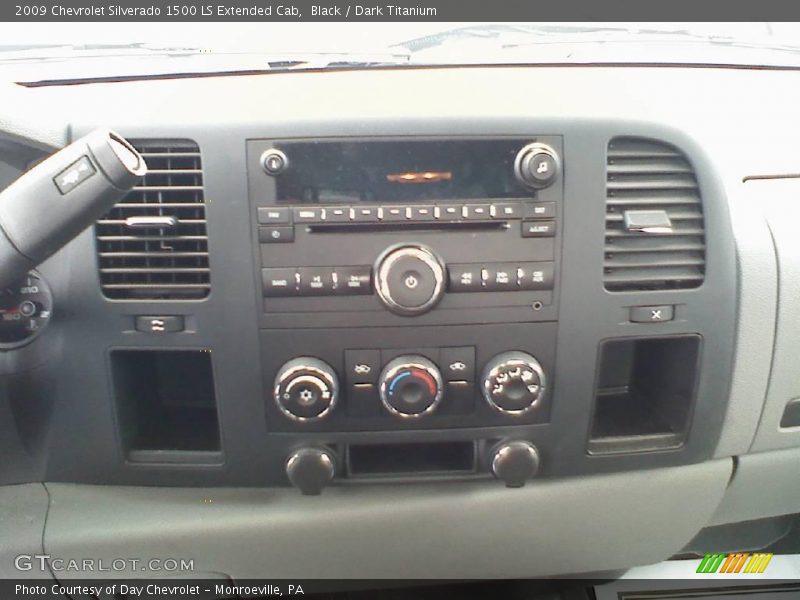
(2, 22, 800, 81)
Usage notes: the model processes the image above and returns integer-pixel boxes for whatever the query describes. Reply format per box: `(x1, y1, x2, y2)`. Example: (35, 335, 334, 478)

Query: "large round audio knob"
(481, 351, 546, 415)
(375, 244, 445, 316)
(286, 447, 336, 495)
(379, 355, 444, 418)
(490, 441, 540, 488)
(514, 142, 559, 189)
(274, 357, 339, 422)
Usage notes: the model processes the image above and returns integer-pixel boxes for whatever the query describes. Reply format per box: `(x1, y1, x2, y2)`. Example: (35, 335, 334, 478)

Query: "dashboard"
(1, 64, 800, 580)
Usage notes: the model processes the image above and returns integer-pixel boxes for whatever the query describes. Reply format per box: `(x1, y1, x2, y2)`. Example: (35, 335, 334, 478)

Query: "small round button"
(274, 357, 339, 422)
(514, 143, 559, 189)
(379, 355, 444, 418)
(481, 351, 546, 415)
(490, 441, 540, 488)
(261, 149, 288, 175)
(375, 245, 445, 316)
(286, 447, 336, 495)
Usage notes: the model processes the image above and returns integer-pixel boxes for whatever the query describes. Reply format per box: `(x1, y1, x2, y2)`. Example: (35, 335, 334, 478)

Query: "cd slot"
(307, 220, 508, 234)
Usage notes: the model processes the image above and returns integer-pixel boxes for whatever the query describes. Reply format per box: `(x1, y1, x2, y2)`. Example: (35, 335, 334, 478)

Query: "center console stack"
(245, 135, 721, 494)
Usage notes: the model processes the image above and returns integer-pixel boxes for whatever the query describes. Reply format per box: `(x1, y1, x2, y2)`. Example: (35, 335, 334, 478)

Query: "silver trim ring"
(481, 352, 546, 416)
(274, 358, 339, 422)
(379, 356, 444, 419)
(375, 245, 445, 316)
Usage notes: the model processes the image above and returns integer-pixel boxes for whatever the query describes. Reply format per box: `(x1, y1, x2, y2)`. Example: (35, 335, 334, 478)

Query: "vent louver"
(604, 137, 705, 291)
(95, 140, 210, 300)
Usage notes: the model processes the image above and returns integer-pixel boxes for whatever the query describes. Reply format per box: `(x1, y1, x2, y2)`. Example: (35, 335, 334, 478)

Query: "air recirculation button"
(274, 357, 339, 422)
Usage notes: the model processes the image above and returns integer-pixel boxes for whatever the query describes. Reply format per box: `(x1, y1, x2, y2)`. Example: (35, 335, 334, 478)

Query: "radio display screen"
(273, 139, 533, 204)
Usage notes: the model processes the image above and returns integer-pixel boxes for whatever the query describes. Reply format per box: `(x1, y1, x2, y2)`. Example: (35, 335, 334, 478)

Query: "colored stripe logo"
(697, 552, 773, 574)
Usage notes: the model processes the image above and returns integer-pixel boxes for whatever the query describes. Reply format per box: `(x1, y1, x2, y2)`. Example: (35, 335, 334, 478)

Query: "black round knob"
(286, 447, 336, 495)
(375, 244, 445, 316)
(379, 355, 443, 418)
(491, 441, 540, 488)
(261, 148, 288, 175)
(514, 143, 559, 189)
(481, 351, 546, 415)
(274, 357, 339, 422)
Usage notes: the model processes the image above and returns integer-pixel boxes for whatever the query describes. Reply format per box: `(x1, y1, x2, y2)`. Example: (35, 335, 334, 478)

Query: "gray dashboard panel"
(711, 446, 800, 526)
(0, 483, 50, 579)
(44, 459, 732, 580)
(747, 179, 800, 452)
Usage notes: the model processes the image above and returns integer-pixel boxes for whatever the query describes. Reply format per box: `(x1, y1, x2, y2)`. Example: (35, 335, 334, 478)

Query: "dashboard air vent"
(95, 140, 210, 300)
(604, 137, 705, 291)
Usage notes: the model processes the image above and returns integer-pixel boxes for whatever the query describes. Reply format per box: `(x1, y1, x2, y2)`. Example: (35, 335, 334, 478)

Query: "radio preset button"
(464, 204, 492, 220)
(257, 207, 291, 224)
(298, 267, 335, 296)
(293, 207, 325, 223)
(438, 205, 462, 220)
(493, 202, 522, 219)
(259, 226, 294, 243)
(353, 206, 379, 222)
(524, 202, 556, 220)
(262, 268, 298, 297)
(448, 264, 482, 292)
(521, 220, 556, 237)
(517, 262, 555, 290)
(326, 206, 350, 222)
(410, 205, 435, 220)
(333, 266, 372, 295)
(381, 206, 406, 221)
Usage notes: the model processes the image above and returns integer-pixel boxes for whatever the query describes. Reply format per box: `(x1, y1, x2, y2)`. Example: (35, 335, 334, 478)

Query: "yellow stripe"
(744, 554, 759, 573)
(757, 553, 774, 573)
(733, 553, 750, 573)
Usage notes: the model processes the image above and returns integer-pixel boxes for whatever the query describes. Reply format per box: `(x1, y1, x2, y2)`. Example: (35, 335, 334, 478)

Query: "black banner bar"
(5, 0, 800, 22)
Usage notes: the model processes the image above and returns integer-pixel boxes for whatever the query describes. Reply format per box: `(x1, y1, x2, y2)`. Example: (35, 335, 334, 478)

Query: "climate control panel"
(262, 322, 556, 432)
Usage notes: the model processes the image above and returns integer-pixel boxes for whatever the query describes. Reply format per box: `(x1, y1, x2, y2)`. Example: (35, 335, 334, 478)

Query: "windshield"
(2, 22, 800, 82)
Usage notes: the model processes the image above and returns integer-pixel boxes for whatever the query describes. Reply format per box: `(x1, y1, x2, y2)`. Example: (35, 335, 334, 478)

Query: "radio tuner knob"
(375, 244, 446, 316)
(514, 142, 559, 189)
(379, 355, 444, 418)
(274, 357, 339, 422)
(481, 351, 546, 415)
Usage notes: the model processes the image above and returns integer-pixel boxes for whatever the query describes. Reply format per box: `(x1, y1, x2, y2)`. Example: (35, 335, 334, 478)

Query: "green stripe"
(697, 554, 713, 573)
(709, 554, 726, 573)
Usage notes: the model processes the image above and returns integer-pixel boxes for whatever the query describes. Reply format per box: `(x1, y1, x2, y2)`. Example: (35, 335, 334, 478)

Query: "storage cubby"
(110, 349, 221, 463)
(588, 335, 701, 455)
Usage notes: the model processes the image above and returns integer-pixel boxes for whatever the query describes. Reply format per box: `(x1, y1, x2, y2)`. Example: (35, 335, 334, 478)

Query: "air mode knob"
(375, 244, 446, 316)
(481, 351, 546, 415)
(514, 142, 559, 189)
(379, 355, 444, 418)
(274, 357, 339, 422)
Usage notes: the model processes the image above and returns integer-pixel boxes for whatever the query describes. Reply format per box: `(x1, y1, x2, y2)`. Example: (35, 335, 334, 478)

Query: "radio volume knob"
(375, 244, 446, 316)
(274, 357, 339, 422)
(514, 143, 559, 189)
(379, 355, 444, 418)
(481, 351, 546, 415)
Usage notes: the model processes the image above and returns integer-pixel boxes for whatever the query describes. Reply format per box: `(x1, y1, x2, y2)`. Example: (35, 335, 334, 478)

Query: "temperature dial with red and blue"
(379, 355, 444, 418)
